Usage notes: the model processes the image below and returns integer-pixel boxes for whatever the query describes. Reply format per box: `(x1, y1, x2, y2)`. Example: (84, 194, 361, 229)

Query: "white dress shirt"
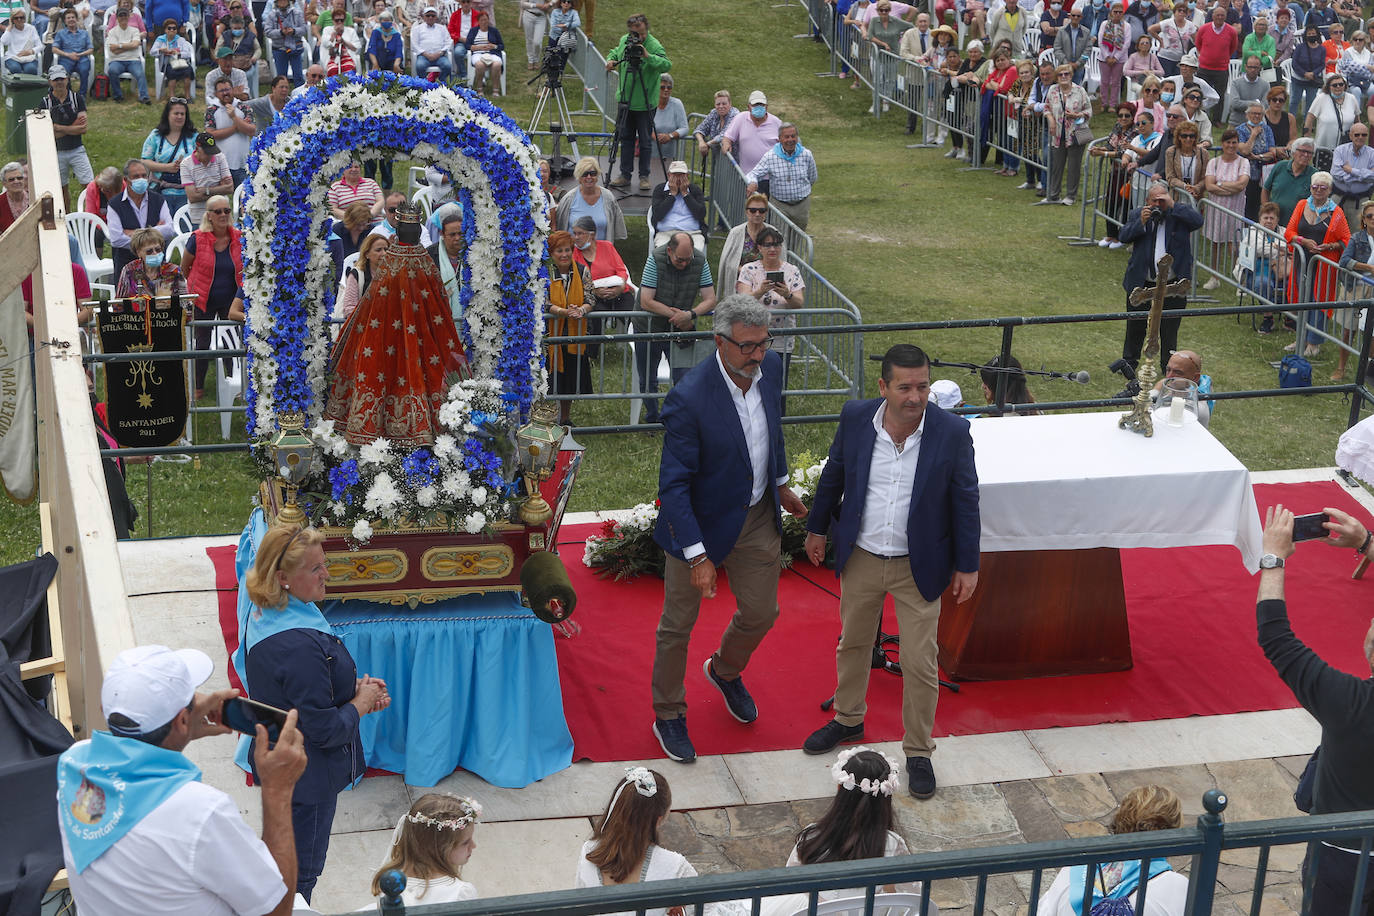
(681, 352, 786, 561)
(411, 20, 449, 57)
(855, 402, 925, 557)
(107, 191, 175, 249)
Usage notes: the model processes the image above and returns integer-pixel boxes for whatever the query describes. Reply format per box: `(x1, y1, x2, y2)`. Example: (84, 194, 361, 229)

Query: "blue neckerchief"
(231, 509, 336, 772)
(1307, 194, 1338, 216)
(58, 732, 201, 873)
(773, 141, 805, 163)
(1067, 858, 1172, 916)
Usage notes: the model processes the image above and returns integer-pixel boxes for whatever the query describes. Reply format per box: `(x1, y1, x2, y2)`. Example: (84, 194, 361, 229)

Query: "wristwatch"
(1259, 553, 1285, 570)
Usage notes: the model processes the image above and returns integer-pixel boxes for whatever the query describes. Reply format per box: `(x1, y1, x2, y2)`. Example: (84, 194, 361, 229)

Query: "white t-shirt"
(207, 101, 251, 169)
(397, 875, 478, 907)
(61, 780, 285, 916)
(1038, 865, 1190, 916)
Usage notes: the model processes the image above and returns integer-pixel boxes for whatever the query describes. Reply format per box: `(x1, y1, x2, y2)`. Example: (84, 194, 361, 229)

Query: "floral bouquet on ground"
(581, 454, 830, 580)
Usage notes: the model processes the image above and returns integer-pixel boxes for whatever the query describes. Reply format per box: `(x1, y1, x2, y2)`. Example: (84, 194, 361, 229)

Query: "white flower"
(352, 518, 374, 541)
(364, 472, 400, 514)
(416, 485, 438, 507)
(464, 511, 487, 533)
(359, 439, 393, 465)
(433, 434, 457, 457)
(471, 486, 487, 506)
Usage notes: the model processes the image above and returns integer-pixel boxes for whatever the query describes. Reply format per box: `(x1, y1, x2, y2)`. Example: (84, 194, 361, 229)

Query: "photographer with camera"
(605, 13, 671, 191)
(1119, 180, 1203, 373)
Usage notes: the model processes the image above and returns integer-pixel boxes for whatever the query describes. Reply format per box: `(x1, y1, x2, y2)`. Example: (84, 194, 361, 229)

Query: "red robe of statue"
(324, 238, 466, 446)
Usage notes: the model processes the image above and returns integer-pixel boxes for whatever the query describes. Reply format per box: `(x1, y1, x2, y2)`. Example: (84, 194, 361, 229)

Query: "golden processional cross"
(1120, 253, 1191, 438)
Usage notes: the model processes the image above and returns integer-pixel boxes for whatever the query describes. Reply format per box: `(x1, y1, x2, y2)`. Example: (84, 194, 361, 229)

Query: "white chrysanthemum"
(433, 434, 457, 458)
(471, 486, 487, 506)
(351, 519, 373, 541)
(359, 438, 392, 465)
(416, 486, 438, 508)
(440, 470, 470, 497)
(464, 511, 487, 534)
(363, 472, 399, 514)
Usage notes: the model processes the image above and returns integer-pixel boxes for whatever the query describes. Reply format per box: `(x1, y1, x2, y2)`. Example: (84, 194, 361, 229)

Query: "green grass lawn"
(1, 0, 1363, 567)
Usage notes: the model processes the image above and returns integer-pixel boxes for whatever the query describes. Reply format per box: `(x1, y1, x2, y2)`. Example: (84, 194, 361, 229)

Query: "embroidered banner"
(97, 302, 188, 448)
(0, 287, 35, 502)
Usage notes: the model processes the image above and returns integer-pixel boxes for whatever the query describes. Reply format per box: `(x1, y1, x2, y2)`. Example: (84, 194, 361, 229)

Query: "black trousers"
(1305, 842, 1374, 916)
(1123, 291, 1185, 372)
(615, 106, 656, 179)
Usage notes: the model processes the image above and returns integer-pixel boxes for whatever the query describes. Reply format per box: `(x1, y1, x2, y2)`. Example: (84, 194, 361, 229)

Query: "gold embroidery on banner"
(420, 545, 515, 581)
(326, 550, 409, 584)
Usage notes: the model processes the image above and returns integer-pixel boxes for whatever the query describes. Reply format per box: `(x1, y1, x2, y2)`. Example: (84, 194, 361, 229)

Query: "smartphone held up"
(221, 696, 290, 743)
(1291, 512, 1331, 542)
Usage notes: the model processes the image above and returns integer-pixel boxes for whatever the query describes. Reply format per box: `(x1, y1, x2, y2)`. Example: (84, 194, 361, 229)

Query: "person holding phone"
(57, 645, 308, 916)
(1257, 504, 1374, 916)
(735, 226, 804, 412)
(239, 522, 391, 904)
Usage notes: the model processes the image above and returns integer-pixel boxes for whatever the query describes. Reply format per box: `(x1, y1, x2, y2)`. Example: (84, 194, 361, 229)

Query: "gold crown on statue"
(393, 202, 424, 225)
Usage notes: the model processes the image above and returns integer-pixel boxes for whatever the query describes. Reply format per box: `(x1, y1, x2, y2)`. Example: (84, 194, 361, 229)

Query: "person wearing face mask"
(1038, 0, 1068, 53)
(570, 214, 634, 328)
(1080, 0, 1111, 46)
(1149, 1, 1196, 78)
(367, 8, 403, 70)
(1306, 72, 1359, 150)
(107, 159, 175, 280)
(1292, 25, 1329, 117)
(721, 90, 782, 176)
(114, 227, 189, 302)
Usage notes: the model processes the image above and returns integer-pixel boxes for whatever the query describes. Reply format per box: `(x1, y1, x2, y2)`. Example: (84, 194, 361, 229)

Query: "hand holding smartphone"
(221, 696, 290, 743)
(1291, 512, 1331, 542)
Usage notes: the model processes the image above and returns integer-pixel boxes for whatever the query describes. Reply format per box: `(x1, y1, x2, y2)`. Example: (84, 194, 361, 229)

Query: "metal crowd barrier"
(703, 148, 816, 266)
(563, 28, 617, 130)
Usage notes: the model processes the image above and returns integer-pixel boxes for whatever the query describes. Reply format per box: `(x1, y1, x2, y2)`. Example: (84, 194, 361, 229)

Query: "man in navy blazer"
(802, 344, 980, 799)
(650, 294, 808, 763)
(1119, 180, 1203, 376)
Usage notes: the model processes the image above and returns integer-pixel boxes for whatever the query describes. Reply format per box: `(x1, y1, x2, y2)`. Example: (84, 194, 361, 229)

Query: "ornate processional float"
(239, 72, 578, 621)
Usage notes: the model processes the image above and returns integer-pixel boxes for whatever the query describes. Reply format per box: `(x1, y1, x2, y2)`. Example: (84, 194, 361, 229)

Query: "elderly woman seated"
(115, 227, 189, 304)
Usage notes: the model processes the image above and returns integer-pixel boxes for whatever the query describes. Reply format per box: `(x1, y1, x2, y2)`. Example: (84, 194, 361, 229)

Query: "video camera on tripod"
(623, 31, 646, 66)
(529, 29, 577, 89)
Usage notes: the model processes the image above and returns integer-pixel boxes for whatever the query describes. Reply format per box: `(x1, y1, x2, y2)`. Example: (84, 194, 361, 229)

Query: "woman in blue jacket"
(241, 523, 390, 903)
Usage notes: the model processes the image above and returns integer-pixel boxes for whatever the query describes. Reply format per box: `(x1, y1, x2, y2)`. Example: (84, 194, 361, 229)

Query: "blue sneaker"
(703, 656, 758, 724)
(652, 716, 696, 763)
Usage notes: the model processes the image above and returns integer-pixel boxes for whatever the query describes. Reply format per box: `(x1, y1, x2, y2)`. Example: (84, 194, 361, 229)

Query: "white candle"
(1168, 394, 1186, 426)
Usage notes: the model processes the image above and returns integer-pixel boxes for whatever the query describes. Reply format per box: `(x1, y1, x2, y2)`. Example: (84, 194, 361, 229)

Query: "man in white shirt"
(290, 62, 326, 98)
(370, 190, 434, 244)
(802, 344, 981, 800)
(649, 294, 808, 764)
(203, 44, 250, 105)
(205, 74, 257, 186)
(57, 645, 307, 916)
(410, 5, 451, 80)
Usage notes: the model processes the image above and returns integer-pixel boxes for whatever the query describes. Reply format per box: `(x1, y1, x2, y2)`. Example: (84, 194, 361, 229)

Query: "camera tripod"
(529, 81, 581, 161)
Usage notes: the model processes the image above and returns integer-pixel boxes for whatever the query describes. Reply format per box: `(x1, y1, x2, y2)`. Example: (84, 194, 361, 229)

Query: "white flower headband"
(831, 747, 901, 798)
(606, 766, 659, 818)
(390, 795, 482, 848)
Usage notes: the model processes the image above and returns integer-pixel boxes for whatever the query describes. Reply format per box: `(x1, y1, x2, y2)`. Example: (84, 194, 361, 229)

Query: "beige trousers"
(832, 547, 941, 758)
(650, 497, 781, 719)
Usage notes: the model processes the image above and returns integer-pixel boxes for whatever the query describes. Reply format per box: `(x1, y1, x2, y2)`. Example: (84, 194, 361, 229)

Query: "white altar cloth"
(969, 412, 1263, 571)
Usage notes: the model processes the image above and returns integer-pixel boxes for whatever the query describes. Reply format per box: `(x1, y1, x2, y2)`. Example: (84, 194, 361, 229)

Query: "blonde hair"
(1111, 785, 1183, 834)
(129, 227, 166, 257)
(198, 194, 231, 232)
(244, 523, 325, 609)
(370, 794, 479, 898)
(342, 200, 373, 232)
(573, 156, 601, 182)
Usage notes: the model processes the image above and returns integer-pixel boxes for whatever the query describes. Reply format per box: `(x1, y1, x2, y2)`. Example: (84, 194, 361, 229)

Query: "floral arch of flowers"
(239, 73, 548, 539)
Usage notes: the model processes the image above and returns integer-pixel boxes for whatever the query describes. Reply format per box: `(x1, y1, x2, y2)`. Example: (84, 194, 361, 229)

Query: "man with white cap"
(1161, 49, 1220, 107)
(56, 645, 307, 916)
(721, 89, 782, 176)
(930, 378, 965, 411)
(411, 4, 453, 81)
(650, 160, 706, 250)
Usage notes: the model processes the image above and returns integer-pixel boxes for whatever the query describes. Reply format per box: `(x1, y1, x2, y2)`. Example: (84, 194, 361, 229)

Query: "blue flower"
(329, 459, 361, 503)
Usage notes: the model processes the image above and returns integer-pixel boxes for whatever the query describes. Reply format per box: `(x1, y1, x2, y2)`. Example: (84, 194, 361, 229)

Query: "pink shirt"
(327, 176, 381, 212)
(722, 113, 782, 175)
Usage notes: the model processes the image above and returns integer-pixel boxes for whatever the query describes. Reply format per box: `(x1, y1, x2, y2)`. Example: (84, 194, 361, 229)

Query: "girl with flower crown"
(370, 793, 482, 907)
(782, 748, 919, 905)
(576, 769, 748, 916)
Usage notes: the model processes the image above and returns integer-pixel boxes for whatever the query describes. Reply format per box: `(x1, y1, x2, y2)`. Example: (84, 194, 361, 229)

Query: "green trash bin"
(3, 73, 52, 157)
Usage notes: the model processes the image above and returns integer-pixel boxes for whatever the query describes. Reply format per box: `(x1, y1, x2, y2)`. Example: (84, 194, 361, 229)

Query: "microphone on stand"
(1057, 370, 1092, 384)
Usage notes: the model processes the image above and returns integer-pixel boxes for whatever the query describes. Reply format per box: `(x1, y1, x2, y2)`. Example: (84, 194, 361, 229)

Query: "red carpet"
(208, 480, 1374, 766)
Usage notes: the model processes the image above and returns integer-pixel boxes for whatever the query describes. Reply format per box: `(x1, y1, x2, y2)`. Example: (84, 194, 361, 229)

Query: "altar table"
(937, 412, 1263, 680)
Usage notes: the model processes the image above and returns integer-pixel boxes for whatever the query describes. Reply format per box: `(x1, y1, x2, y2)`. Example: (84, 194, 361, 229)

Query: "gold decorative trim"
(260, 481, 524, 536)
(420, 545, 515, 582)
(326, 550, 408, 585)
(328, 584, 522, 609)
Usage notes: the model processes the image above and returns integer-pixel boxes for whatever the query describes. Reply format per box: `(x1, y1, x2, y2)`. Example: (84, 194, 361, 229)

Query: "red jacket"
(447, 9, 479, 43)
(182, 227, 243, 311)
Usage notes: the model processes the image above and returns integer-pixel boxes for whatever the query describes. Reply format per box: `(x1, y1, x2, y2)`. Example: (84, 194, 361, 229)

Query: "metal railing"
(355, 791, 1374, 916)
(703, 148, 816, 266)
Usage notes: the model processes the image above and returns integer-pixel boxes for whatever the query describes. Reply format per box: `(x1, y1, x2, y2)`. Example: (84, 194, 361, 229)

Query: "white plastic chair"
(211, 323, 244, 440)
(783, 892, 939, 916)
(166, 231, 191, 265)
(67, 212, 114, 284)
(407, 165, 428, 194)
(231, 182, 246, 222)
(173, 203, 195, 234)
(411, 184, 437, 219)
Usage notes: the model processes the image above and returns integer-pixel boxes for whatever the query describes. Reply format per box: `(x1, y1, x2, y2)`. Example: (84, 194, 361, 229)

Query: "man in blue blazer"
(1119, 180, 1203, 376)
(650, 294, 808, 763)
(802, 345, 981, 798)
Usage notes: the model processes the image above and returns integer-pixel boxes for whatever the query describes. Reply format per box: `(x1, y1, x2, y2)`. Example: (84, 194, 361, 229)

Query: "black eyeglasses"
(582, 169, 598, 177)
(719, 333, 775, 355)
(209, 207, 231, 214)
(746, 206, 768, 213)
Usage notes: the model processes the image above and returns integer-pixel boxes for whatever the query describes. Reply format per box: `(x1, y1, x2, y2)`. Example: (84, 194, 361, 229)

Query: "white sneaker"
(943, 149, 958, 158)
(1061, 197, 1074, 205)
(1098, 237, 1112, 247)
(1108, 240, 1123, 249)
(1016, 181, 1034, 189)
(1203, 276, 1220, 290)
(955, 150, 968, 161)
(1033, 197, 1058, 205)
